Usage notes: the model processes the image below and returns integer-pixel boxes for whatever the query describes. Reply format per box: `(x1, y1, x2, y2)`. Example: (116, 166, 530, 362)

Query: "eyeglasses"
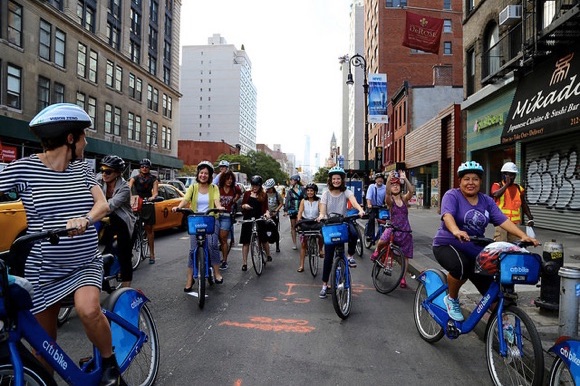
(100, 169, 114, 175)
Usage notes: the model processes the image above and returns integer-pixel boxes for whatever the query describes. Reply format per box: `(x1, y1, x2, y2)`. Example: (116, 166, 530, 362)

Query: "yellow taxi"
(150, 183, 187, 232)
(0, 194, 27, 251)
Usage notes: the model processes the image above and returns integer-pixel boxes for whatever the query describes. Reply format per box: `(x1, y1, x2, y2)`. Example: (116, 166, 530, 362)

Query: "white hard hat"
(501, 162, 518, 174)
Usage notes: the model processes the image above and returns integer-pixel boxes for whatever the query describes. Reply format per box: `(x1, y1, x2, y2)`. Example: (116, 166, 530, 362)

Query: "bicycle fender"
(417, 269, 447, 309)
(549, 338, 580, 380)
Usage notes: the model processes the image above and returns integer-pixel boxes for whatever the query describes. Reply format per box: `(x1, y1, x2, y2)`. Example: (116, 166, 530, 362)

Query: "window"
(104, 104, 113, 134)
(149, 26, 158, 50)
(77, 1, 96, 32)
(39, 20, 52, 60)
(152, 122, 158, 146)
(76, 91, 86, 111)
(109, 0, 121, 18)
(163, 94, 168, 116)
(106, 60, 114, 87)
(163, 66, 171, 85)
(148, 54, 157, 76)
(135, 115, 142, 141)
(444, 19, 452, 33)
(7, 64, 22, 109)
(107, 22, 121, 50)
(444, 42, 452, 55)
(152, 88, 159, 111)
(128, 112, 135, 140)
(130, 8, 141, 37)
(163, 41, 171, 63)
(167, 96, 172, 118)
(146, 120, 152, 144)
(55, 29, 66, 67)
(147, 85, 153, 109)
(54, 82, 65, 103)
(162, 95, 173, 118)
(150, 0, 159, 23)
(466, 0, 475, 12)
(386, 0, 406, 7)
(8, 1, 23, 47)
(443, 0, 451, 10)
(135, 77, 142, 100)
(164, 126, 171, 150)
(88, 96, 97, 129)
(165, 14, 172, 37)
(89, 50, 98, 83)
(114, 107, 121, 136)
(129, 73, 136, 98)
(38, 77, 51, 110)
(77, 43, 87, 78)
(115, 65, 123, 92)
(130, 41, 141, 64)
(483, 23, 500, 78)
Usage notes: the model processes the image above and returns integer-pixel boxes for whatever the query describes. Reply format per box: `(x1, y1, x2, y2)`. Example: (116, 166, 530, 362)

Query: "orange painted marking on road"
(234, 379, 242, 386)
(263, 297, 277, 302)
(219, 316, 315, 333)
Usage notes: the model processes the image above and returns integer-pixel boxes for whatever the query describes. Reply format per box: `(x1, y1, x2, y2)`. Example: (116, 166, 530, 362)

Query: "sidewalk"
(358, 206, 580, 378)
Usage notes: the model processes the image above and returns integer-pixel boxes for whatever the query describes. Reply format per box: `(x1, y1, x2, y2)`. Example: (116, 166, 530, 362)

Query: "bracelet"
(85, 215, 94, 226)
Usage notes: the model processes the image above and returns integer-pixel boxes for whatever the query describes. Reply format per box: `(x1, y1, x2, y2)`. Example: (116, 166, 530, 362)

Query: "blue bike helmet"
(457, 161, 484, 178)
(328, 166, 346, 177)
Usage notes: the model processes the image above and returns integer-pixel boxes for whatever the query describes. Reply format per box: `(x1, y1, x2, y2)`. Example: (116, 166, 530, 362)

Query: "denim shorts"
(218, 214, 232, 231)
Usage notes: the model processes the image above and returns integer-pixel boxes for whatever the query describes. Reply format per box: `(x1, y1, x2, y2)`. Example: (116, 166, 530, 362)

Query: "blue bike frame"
(7, 288, 149, 386)
(417, 269, 515, 357)
(549, 338, 580, 382)
(192, 236, 211, 279)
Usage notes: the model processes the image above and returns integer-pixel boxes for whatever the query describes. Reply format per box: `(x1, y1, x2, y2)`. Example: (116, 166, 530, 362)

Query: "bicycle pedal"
(78, 356, 94, 369)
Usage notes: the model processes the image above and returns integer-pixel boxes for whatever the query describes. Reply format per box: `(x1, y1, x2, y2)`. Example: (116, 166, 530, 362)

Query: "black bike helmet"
(140, 158, 152, 167)
(250, 175, 263, 186)
(290, 174, 301, 182)
(101, 155, 126, 171)
(197, 160, 214, 176)
(305, 183, 318, 193)
(29, 103, 92, 139)
(374, 173, 385, 181)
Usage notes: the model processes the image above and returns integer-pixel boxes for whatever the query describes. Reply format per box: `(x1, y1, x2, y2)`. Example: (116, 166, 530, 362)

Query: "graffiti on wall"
(526, 149, 580, 210)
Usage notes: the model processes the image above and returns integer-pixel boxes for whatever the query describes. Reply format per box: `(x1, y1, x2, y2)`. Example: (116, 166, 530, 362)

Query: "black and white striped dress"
(0, 154, 102, 314)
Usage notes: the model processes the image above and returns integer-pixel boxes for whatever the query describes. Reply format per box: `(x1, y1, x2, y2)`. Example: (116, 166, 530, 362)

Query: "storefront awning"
(502, 46, 580, 144)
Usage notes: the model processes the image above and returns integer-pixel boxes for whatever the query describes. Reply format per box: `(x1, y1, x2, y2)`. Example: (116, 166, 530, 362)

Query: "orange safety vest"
(492, 182, 524, 223)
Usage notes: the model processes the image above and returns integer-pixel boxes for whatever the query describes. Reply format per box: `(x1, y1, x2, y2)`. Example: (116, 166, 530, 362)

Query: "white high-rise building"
(180, 34, 257, 154)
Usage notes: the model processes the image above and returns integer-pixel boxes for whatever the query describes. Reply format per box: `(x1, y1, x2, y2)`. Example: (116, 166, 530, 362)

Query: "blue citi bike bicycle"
(548, 335, 580, 385)
(363, 205, 390, 249)
(321, 212, 361, 320)
(177, 207, 225, 309)
(413, 236, 544, 386)
(0, 228, 160, 386)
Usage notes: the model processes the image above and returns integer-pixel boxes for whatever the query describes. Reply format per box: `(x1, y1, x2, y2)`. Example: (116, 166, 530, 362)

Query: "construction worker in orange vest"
(491, 161, 534, 242)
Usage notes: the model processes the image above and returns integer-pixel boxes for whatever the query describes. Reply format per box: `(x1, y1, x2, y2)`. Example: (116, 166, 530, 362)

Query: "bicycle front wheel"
(355, 225, 364, 257)
(364, 222, 373, 249)
(372, 245, 406, 294)
(121, 303, 160, 386)
(307, 237, 319, 277)
(413, 281, 444, 343)
(548, 357, 574, 385)
(132, 222, 148, 270)
(250, 233, 263, 276)
(0, 356, 56, 386)
(485, 305, 544, 386)
(331, 255, 352, 319)
(196, 247, 206, 309)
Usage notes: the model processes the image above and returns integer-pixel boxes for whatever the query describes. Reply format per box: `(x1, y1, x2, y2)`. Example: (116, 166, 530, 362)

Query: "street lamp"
(346, 54, 370, 186)
(147, 128, 157, 160)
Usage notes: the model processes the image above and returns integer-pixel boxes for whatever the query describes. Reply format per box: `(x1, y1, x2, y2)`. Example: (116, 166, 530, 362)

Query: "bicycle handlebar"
(175, 208, 226, 216)
(239, 216, 270, 224)
(468, 235, 535, 248)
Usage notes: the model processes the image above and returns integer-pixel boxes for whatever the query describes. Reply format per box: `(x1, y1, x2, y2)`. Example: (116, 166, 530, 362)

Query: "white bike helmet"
(218, 160, 230, 168)
(501, 162, 518, 174)
(197, 160, 214, 176)
(263, 178, 276, 190)
(457, 161, 484, 178)
(29, 103, 92, 139)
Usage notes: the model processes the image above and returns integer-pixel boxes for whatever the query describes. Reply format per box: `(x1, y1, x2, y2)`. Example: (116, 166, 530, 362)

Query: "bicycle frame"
(6, 288, 149, 386)
(549, 337, 580, 383)
(417, 270, 511, 354)
(191, 235, 211, 279)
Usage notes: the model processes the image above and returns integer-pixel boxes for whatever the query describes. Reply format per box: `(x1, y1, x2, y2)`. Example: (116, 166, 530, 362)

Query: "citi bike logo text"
(510, 266, 530, 274)
(560, 346, 580, 367)
(477, 293, 492, 313)
(131, 296, 144, 309)
(43, 341, 68, 370)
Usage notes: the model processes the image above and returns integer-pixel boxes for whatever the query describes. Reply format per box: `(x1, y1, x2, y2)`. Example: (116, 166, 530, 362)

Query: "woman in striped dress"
(0, 104, 119, 385)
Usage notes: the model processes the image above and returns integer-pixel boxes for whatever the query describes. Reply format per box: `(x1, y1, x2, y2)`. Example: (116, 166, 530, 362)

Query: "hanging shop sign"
(502, 47, 580, 144)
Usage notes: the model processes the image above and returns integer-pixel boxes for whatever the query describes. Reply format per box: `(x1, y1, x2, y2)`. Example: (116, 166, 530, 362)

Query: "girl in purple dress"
(370, 170, 415, 288)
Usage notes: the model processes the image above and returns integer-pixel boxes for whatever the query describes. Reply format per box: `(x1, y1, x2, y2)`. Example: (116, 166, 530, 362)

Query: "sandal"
(297, 267, 304, 272)
(400, 277, 407, 288)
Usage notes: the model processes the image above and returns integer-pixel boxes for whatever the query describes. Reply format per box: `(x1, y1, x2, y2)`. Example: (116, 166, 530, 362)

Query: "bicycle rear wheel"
(331, 255, 352, 319)
(485, 305, 544, 386)
(57, 306, 73, 327)
(132, 222, 148, 270)
(413, 281, 445, 343)
(0, 353, 56, 386)
(548, 357, 573, 385)
(372, 245, 406, 294)
(121, 303, 160, 386)
(196, 247, 206, 309)
(355, 225, 364, 257)
(307, 236, 319, 277)
(364, 222, 373, 249)
(250, 233, 263, 276)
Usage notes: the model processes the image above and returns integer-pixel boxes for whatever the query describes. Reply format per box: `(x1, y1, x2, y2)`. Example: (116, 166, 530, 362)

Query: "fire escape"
(481, 0, 580, 84)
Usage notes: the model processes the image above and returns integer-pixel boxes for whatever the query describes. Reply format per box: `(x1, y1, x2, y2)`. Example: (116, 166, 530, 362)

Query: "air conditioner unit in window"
(499, 5, 522, 26)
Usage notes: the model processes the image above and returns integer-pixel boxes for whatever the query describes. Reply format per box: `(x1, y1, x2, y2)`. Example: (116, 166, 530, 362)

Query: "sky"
(180, 0, 353, 172)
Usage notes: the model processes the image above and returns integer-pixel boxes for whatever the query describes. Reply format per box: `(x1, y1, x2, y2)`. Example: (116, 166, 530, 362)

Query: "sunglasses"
(140, 165, 150, 168)
(100, 169, 115, 175)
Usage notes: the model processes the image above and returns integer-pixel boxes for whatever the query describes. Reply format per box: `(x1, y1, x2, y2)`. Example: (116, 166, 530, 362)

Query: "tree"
(313, 167, 330, 183)
(217, 151, 288, 184)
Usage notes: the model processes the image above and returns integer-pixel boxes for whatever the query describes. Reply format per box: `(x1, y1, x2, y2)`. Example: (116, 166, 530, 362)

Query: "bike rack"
(558, 266, 580, 336)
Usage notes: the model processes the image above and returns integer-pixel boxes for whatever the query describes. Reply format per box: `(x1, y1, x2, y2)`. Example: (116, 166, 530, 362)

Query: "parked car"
(0, 192, 27, 251)
(316, 183, 328, 199)
(162, 179, 186, 194)
(149, 184, 188, 231)
(176, 176, 196, 189)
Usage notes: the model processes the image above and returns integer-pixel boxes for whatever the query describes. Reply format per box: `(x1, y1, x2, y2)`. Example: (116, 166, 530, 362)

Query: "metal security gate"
(524, 132, 580, 235)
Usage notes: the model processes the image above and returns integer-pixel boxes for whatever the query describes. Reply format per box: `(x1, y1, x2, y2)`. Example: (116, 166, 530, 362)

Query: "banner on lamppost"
(402, 12, 444, 54)
(368, 73, 388, 124)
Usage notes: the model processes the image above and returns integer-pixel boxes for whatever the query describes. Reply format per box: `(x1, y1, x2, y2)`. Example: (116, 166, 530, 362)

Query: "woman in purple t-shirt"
(433, 161, 539, 322)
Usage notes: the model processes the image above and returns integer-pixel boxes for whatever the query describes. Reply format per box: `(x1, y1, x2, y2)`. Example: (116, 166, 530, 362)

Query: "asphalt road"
(56, 217, 494, 386)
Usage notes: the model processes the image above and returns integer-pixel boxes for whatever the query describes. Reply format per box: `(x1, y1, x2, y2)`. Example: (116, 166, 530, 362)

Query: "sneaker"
(444, 295, 464, 321)
(292, 246, 298, 250)
(276, 247, 281, 253)
(347, 257, 357, 268)
(319, 287, 327, 299)
(370, 250, 379, 262)
(219, 261, 229, 270)
(267, 255, 272, 262)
